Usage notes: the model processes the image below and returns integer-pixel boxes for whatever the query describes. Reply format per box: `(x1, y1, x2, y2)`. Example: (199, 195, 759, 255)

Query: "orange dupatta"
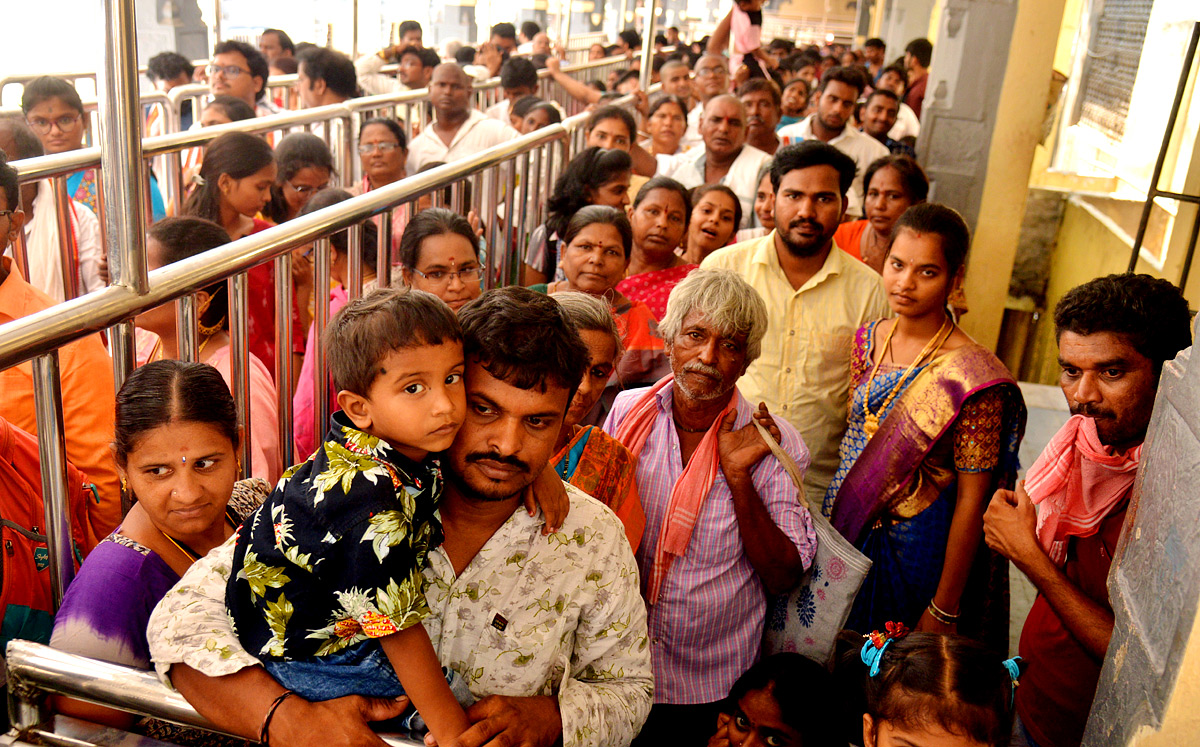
(613, 376, 736, 603)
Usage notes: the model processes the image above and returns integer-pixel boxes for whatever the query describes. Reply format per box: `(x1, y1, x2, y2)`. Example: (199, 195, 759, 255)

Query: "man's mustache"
(465, 451, 530, 473)
(1070, 404, 1115, 420)
(683, 362, 722, 378)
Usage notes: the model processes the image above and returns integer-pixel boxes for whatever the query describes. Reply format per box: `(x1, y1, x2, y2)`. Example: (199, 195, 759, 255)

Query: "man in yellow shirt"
(702, 142, 890, 505)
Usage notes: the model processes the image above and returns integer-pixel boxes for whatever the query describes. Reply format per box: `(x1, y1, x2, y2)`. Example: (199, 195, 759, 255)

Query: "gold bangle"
(927, 600, 960, 625)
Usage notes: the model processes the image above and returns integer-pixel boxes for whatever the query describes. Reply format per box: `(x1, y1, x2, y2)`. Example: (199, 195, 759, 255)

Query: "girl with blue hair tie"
(837, 625, 1023, 747)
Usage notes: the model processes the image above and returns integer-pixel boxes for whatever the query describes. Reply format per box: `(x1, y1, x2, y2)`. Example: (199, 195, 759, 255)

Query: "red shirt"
(905, 73, 928, 120)
(243, 218, 305, 381)
(1016, 504, 1127, 747)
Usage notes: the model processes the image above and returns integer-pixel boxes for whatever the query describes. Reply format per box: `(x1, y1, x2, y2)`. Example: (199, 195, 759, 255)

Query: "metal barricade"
(0, 73, 99, 109)
(9, 61, 649, 301)
(5, 640, 423, 747)
(0, 119, 573, 576)
(563, 32, 610, 64)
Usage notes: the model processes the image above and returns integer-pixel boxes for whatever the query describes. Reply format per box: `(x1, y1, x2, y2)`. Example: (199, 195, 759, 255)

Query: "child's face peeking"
(864, 715, 992, 747)
(338, 340, 466, 461)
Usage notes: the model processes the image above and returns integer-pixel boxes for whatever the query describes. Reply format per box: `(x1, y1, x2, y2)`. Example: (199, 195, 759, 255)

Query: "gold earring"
(120, 476, 127, 492)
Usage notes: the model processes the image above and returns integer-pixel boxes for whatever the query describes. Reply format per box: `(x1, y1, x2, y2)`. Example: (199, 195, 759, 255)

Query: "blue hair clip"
(1002, 656, 1022, 707)
(860, 637, 892, 677)
(860, 622, 909, 677)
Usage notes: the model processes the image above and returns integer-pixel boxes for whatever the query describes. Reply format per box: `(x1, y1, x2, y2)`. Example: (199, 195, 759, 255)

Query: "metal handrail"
(5, 640, 423, 747)
(10, 53, 640, 188)
(0, 123, 569, 371)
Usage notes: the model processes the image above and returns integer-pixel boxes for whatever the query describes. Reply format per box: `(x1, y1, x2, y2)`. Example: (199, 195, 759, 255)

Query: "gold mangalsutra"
(862, 317, 954, 439)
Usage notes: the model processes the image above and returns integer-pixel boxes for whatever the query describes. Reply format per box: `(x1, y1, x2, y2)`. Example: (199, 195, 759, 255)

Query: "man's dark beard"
(1069, 404, 1148, 448)
(446, 451, 534, 503)
(778, 218, 835, 258)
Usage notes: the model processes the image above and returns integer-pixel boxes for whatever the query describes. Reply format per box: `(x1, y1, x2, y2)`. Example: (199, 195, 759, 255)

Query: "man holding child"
(148, 287, 652, 747)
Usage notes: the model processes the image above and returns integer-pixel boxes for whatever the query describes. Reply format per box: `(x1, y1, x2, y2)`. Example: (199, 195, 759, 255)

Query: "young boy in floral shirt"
(227, 289, 471, 743)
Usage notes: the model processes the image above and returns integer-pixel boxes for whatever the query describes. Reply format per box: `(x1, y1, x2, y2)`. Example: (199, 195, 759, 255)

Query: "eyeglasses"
(694, 67, 728, 79)
(26, 114, 82, 134)
(287, 181, 330, 196)
(0, 210, 16, 221)
(206, 64, 250, 79)
(358, 142, 403, 155)
(411, 265, 482, 286)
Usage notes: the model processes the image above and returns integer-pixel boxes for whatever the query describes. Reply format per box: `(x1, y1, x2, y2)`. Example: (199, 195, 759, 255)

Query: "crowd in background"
(0, 6, 1190, 747)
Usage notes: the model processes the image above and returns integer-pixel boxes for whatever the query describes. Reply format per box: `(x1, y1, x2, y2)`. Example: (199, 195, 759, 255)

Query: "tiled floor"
(1008, 382, 1071, 655)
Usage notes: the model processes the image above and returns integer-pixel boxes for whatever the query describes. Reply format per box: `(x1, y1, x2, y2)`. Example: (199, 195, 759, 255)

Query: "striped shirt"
(702, 233, 891, 506)
(604, 382, 816, 704)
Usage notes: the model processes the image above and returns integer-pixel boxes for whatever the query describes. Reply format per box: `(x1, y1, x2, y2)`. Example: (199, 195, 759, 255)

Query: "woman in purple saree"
(823, 205, 1026, 653)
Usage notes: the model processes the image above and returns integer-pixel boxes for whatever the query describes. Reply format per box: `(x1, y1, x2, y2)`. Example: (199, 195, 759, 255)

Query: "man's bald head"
(692, 54, 730, 101)
(700, 94, 747, 159)
(430, 63, 474, 120)
(705, 94, 745, 118)
(433, 63, 471, 87)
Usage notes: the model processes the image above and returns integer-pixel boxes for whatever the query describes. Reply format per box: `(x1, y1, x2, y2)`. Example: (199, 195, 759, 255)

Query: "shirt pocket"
(472, 601, 574, 696)
(804, 331, 854, 385)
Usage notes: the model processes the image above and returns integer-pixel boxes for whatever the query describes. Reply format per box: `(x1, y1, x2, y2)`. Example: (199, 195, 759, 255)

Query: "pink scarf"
(1025, 414, 1141, 565)
(613, 376, 736, 603)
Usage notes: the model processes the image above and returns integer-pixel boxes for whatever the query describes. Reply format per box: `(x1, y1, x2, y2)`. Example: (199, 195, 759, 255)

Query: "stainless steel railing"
(5, 640, 423, 746)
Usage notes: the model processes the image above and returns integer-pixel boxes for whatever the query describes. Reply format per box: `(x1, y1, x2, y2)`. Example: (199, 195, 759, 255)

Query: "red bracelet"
(259, 690, 296, 745)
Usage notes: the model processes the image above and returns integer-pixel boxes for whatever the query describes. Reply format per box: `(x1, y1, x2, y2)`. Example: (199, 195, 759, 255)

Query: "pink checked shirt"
(605, 382, 817, 704)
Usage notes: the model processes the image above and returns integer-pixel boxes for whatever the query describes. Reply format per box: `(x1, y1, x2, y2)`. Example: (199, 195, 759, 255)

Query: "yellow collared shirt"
(702, 231, 892, 505)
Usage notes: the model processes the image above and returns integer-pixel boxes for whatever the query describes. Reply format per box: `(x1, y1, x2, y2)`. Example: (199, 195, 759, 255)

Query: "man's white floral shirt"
(148, 485, 653, 747)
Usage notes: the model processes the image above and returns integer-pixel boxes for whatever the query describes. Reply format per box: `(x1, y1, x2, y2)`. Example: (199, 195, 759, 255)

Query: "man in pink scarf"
(605, 269, 817, 747)
(983, 274, 1192, 747)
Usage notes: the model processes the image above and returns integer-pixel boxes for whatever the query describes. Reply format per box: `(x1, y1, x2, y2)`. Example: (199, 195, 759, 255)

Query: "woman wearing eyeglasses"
(20, 77, 167, 221)
(397, 207, 483, 312)
(262, 133, 334, 224)
(354, 118, 410, 257)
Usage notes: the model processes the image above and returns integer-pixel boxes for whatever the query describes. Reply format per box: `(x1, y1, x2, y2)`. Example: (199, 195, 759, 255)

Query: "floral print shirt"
(227, 413, 442, 661)
(151, 485, 653, 747)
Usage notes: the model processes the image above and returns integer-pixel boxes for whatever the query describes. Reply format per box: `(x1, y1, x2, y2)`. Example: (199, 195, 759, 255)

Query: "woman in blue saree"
(824, 204, 1026, 653)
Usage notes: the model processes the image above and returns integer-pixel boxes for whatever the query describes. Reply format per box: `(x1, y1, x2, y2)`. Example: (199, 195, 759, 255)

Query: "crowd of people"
(0, 6, 1192, 747)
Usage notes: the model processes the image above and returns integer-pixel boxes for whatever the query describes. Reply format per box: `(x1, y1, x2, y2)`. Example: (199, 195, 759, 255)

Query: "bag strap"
(752, 417, 810, 511)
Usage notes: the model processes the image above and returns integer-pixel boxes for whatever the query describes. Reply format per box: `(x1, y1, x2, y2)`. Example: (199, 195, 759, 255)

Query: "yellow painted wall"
(1126, 602, 1200, 744)
(1023, 198, 1145, 384)
(960, 0, 1069, 351)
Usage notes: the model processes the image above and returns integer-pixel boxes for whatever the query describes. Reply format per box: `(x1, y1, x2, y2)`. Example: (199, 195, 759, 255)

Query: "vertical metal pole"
(341, 116, 355, 190)
(1176, 204, 1200, 291)
(639, 0, 658, 93)
(314, 237, 332, 443)
(213, 0, 222, 46)
(348, 224, 364, 300)
(618, 0, 629, 40)
(451, 182, 465, 214)
(11, 224, 30, 282)
(1128, 22, 1200, 272)
(377, 210, 393, 288)
(274, 254, 294, 464)
(353, 0, 360, 59)
(484, 166, 500, 290)
(52, 178, 79, 302)
(563, 0, 574, 55)
(98, 0, 149, 398)
(505, 156, 520, 285)
(32, 352, 75, 608)
(178, 294, 199, 361)
(516, 153, 531, 285)
(228, 273, 252, 479)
